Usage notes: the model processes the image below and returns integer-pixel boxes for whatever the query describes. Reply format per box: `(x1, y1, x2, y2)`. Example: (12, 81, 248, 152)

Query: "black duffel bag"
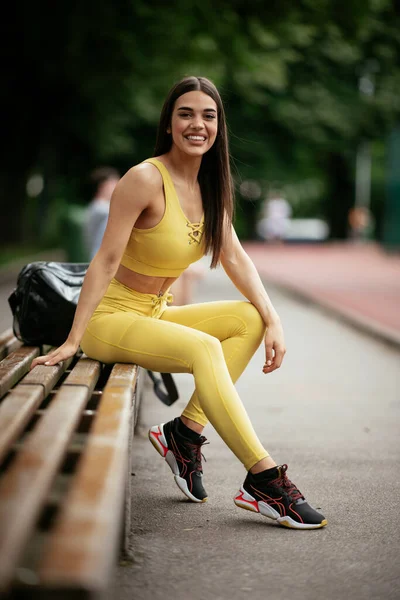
(8, 261, 88, 347)
(8, 261, 178, 405)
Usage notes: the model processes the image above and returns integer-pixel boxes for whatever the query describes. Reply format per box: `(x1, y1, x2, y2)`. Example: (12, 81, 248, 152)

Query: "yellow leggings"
(81, 279, 269, 470)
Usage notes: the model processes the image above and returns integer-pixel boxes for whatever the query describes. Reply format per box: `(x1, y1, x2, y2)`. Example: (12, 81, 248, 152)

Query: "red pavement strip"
(243, 241, 400, 348)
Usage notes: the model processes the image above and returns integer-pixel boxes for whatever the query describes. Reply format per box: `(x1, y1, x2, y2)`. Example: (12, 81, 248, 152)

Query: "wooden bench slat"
(0, 330, 21, 361)
(0, 322, 142, 596)
(0, 347, 40, 400)
(103, 363, 138, 389)
(38, 364, 138, 593)
(30, 408, 96, 432)
(0, 385, 44, 465)
(20, 358, 74, 398)
(0, 337, 22, 361)
(63, 357, 101, 389)
(0, 359, 75, 465)
(0, 329, 13, 346)
(0, 362, 102, 593)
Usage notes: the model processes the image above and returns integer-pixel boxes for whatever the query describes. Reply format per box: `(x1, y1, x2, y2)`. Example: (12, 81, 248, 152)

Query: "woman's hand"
(30, 340, 79, 370)
(262, 319, 286, 374)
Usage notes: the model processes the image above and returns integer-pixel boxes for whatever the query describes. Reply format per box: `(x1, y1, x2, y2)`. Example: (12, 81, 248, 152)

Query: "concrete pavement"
(111, 261, 400, 600)
(0, 245, 399, 599)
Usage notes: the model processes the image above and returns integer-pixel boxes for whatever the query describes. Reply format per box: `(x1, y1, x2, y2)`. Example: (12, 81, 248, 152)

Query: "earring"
(167, 128, 171, 134)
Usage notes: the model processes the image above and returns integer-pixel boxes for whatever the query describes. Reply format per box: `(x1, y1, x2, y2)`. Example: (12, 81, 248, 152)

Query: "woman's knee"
(193, 331, 223, 363)
(238, 302, 266, 338)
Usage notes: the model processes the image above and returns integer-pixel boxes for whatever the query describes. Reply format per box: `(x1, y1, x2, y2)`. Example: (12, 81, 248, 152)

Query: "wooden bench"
(0, 327, 143, 599)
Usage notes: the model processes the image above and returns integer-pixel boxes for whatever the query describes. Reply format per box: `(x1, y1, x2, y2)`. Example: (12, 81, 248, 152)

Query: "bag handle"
(147, 371, 179, 406)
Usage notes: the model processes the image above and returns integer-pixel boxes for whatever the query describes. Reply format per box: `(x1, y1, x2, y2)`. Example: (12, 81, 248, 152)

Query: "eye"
(205, 114, 216, 120)
(178, 112, 191, 118)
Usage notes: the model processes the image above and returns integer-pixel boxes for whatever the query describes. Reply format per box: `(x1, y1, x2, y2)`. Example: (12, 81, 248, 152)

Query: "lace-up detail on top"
(187, 221, 204, 245)
(120, 158, 206, 277)
(274, 464, 304, 502)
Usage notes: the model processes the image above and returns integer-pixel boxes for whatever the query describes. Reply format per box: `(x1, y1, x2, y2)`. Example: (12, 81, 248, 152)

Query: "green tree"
(2, 0, 399, 246)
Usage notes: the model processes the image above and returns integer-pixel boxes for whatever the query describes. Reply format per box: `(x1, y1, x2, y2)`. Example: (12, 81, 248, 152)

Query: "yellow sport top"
(120, 158, 206, 277)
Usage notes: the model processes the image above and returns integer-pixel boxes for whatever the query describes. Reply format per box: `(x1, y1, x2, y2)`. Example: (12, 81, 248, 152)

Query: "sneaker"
(234, 464, 327, 529)
(148, 417, 208, 503)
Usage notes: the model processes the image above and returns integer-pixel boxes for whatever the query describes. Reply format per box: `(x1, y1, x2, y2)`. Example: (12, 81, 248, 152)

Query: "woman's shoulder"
(110, 160, 164, 211)
(122, 160, 163, 190)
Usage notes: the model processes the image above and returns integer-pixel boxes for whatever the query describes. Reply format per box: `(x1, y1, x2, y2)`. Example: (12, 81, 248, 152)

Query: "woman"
(31, 76, 327, 529)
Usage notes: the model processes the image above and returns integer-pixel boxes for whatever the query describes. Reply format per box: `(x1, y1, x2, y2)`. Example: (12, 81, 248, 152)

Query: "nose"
(190, 116, 205, 129)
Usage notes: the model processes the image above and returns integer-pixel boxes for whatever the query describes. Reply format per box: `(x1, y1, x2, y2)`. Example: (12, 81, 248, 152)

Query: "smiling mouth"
(185, 135, 207, 142)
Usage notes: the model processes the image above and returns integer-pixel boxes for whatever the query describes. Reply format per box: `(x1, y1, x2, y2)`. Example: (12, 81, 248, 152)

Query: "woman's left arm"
(220, 224, 286, 374)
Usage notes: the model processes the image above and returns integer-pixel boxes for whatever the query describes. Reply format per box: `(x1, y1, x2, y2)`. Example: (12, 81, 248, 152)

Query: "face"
(169, 91, 218, 156)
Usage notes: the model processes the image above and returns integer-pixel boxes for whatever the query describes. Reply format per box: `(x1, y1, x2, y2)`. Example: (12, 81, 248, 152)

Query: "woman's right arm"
(30, 164, 160, 369)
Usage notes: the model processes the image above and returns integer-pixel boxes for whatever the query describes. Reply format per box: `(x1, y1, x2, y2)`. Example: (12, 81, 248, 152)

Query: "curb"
(264, 277, 400, 350)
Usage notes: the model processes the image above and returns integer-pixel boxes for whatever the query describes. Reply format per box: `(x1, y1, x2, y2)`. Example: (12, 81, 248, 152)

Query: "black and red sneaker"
(148, 417, 208, 503)
(234, 464, 327, 529)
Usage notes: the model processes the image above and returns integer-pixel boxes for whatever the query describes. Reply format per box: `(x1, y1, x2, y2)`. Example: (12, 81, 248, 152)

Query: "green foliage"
(2, 0, 400, 245)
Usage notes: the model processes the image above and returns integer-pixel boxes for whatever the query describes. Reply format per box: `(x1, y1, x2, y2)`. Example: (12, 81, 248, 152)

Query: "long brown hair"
(154, 76, 234, 268)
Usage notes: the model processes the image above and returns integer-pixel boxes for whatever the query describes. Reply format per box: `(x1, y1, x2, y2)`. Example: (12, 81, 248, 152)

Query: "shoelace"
(273, 464, 303, 502)
(187, 437, 209, 472)
(187, 222, 203, 244)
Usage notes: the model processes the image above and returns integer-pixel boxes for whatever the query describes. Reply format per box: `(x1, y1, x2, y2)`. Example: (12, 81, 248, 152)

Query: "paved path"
(0, 281, 16, 333)
(111, 263, 400, 600)
(243, 242, 400, 347)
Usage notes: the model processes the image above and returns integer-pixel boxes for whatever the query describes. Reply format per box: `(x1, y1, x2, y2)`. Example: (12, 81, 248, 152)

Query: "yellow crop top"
(120, 158, 206, 277)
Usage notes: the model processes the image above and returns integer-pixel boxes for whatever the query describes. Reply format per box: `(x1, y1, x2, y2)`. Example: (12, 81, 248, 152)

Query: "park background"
(1, 0, 400, 265)
(1, 4, 400, 598)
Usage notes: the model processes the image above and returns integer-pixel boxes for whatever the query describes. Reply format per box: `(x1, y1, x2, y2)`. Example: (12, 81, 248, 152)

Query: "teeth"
(186, 136, 206, 141)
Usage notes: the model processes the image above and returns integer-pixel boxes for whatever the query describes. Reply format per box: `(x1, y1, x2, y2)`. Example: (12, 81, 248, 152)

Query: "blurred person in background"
(84, 166, 120, 259)
(348, 206, 375, 242)
(32, 76, 326, 530)
(257, 188, 292, 243)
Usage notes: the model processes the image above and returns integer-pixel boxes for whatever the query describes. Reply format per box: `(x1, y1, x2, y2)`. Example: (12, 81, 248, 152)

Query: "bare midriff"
(115, 264, 178, 296)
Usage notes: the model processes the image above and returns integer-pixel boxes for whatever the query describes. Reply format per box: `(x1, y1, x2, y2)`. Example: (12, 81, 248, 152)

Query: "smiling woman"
(153, 76, 233, 268)
(30, 76, 327, 530)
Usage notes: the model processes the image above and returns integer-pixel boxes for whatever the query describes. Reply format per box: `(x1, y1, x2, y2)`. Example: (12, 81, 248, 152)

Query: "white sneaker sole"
(148, 424, 207, 504)
(234, 486, 327, 529)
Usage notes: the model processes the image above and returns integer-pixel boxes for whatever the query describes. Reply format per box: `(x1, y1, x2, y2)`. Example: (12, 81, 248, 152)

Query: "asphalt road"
(109, 263, 400, 600)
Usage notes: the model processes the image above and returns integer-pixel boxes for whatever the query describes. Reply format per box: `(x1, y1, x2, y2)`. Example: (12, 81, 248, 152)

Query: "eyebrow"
(177, 106, 217, 113)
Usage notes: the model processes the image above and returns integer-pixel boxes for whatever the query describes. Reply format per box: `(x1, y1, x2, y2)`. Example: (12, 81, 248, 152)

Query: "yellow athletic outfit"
(81, 158, 268, 470)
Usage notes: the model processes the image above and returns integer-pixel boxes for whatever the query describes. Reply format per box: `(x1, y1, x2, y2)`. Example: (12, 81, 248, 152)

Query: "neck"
(164, 147, 202, 187)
